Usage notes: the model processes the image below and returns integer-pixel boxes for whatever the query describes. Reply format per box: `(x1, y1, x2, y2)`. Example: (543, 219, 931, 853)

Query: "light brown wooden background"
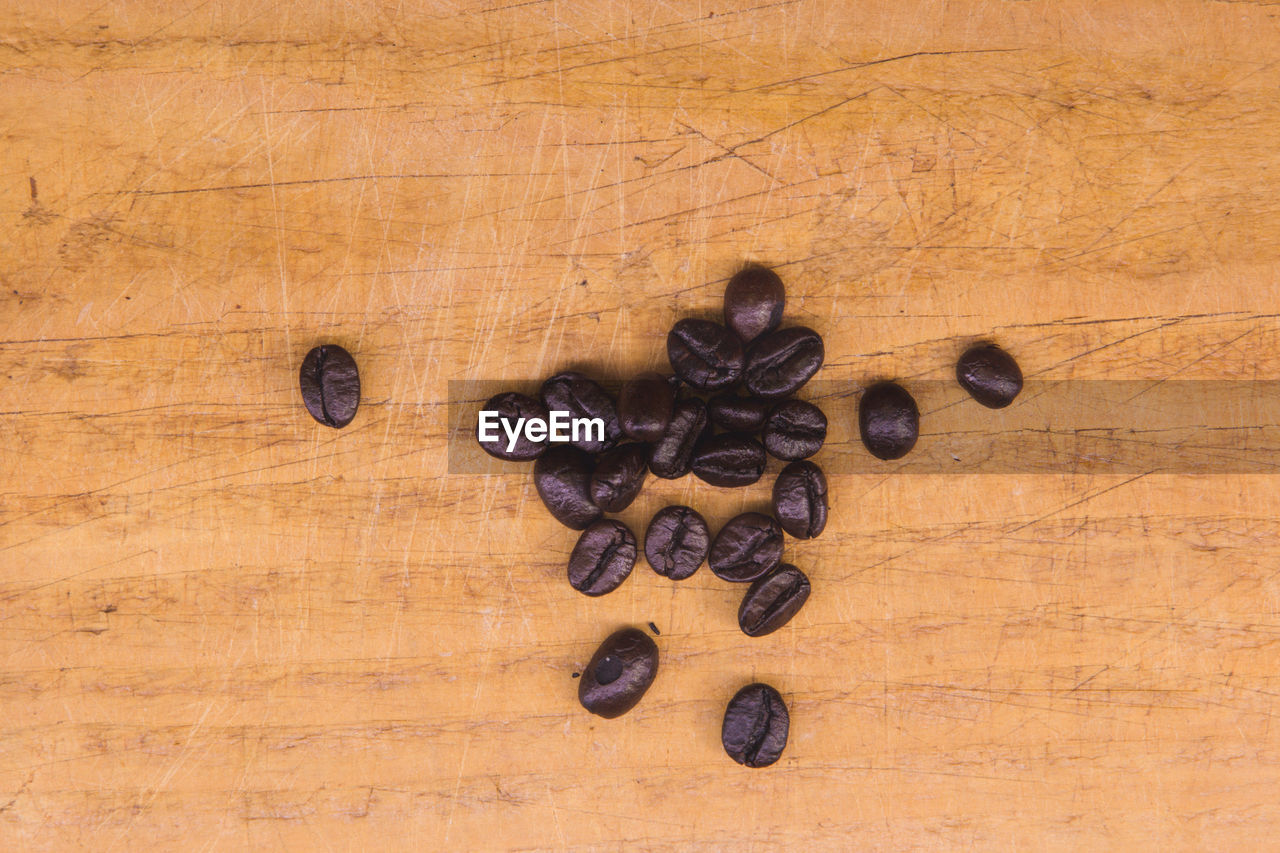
(4, 1, 1280, 850)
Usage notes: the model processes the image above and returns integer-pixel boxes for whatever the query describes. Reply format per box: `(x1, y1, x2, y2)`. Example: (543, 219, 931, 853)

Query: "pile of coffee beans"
(474, 263, 826, 768)
(298, 269, 1026, 772)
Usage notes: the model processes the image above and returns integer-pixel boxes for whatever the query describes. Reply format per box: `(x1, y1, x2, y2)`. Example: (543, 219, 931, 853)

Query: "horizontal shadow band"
(447, 379, 1280, 475)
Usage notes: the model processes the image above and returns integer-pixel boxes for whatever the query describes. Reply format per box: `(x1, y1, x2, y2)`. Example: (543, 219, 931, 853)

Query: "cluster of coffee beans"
(475, 264, 828, 768)
(297, 271, 1025, 773)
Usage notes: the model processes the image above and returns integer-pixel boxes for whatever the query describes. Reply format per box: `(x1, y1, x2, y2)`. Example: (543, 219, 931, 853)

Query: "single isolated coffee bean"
(590, 443, 649, 512)
(691, 434, 766, 488)
(723, 265, 785, 344)
(738, 564, 811, 637)
(762, 400, 827, 461)
(722, 683, 790, 768)
(707, 393, 772, 433)
(667, 319, 744, 391)
(533, 446, 601, 530)
(617, 371, 675, 442)
(299, 344, 360, 428)
(579, 628, 659, 719)
(539, 371, 622, 453)
(567, 519, 637, 596)
(956, 343, 1023, 408)
(709, 512, 784, 583)
(477, 391, 548, 461)
(648, 398, 709, 479)
(772, 460, 828, 540)
(743, 327, 824, 400)
(644, 506, 710, 580)
(858, 381, 919, 460)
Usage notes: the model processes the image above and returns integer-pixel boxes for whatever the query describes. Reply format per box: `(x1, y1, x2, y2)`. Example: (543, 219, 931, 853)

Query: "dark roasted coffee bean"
(709, 512, 783, 583)
(644, 506, 709, 580)
(772, 461, 828, 540)
(567, 519, 637, 596)
(589, 443, 648, 513)
(743, 327, 824, 400)
(691, 434, 766, 487)
(859, 381, 919, 460)
(539, 371, 622, 453)
(738, 564, 810, 637)
(579, 628, 659, 718)
(618, 371, 675, 442)
(723, 265, 784, 343)
(533, 446, 601, 530)
(707, 393, 772, 433)
(762, 400, 827, 461)
(956, 344, 1023, 408)
(722, 683, 789, 768)
(648, 398, 708, 479)
(476, 391, 548, 461)
(299, 345, 360, 428)
(667, 319, 744, 391)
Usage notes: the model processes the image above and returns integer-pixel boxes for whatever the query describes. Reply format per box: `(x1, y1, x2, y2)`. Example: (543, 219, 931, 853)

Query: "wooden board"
(3, 1, 1280, 849)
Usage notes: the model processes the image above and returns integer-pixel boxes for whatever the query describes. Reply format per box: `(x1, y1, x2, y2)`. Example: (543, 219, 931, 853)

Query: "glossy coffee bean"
(567, 519, 637, 596)
(299, 344, 360, 428)
(707, 393, 772, 433)
(859, 381, 919, 460)
(590, 443, 648, 512)
(540, 371, 622, 453)
(722, 683, 789, 768)
(579, 628, 659, 718)
(743, 327, 824, 400)
(476, 391, 548, 461)
(762, 400, 827, 461)
(667, 319, 744, 391)
(956, 344, 1023, 408)
(723, 265, 785, 344)
(648, 398, 708, 479)
(691, 434, 766, 488)
(772, 461, 828, 540)
(644, 506, 710, 580)
(533, 446, 601, 530)
(738, 564, 810, 637)
(709, 512, 784, 583)
(618, 372, 675, 442)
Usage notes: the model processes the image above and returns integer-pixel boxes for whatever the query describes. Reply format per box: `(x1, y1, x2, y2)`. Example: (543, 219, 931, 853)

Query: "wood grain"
(3, 1, 1280, 849)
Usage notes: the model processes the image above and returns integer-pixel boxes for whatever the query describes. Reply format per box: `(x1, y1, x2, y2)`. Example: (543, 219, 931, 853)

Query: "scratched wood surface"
(4, 1, 1280, 849)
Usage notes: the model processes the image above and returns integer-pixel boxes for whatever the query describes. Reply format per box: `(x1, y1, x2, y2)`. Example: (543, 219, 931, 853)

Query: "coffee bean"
(667, 319, 744, 391)
(707, 393, 772, 433)
(476, 391, 548, 461)
(533, 446, 601, 530)
(644, 506, 710, 580)
(762, 400, 827, 461)
(540, 371, 622, 453)
(299, 345, 360, 428)
(721, 683, 789, 768)
(858, 381, 919, 460)
(723, 265, 784, 343)
(709, 512, 784, 582)
(956, 344, 1023, 408)
(772, 461, 828, 540)
(691, 434, 766, 487)
(738, 564, 810, 637)
(648, 398, 708, 479)
(618, 371, 675, 442)
(589, 443, 649, 512)
(567, 519, 637, 596)
(579, 628, 659, 719)
(742, 327, 824, 400)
